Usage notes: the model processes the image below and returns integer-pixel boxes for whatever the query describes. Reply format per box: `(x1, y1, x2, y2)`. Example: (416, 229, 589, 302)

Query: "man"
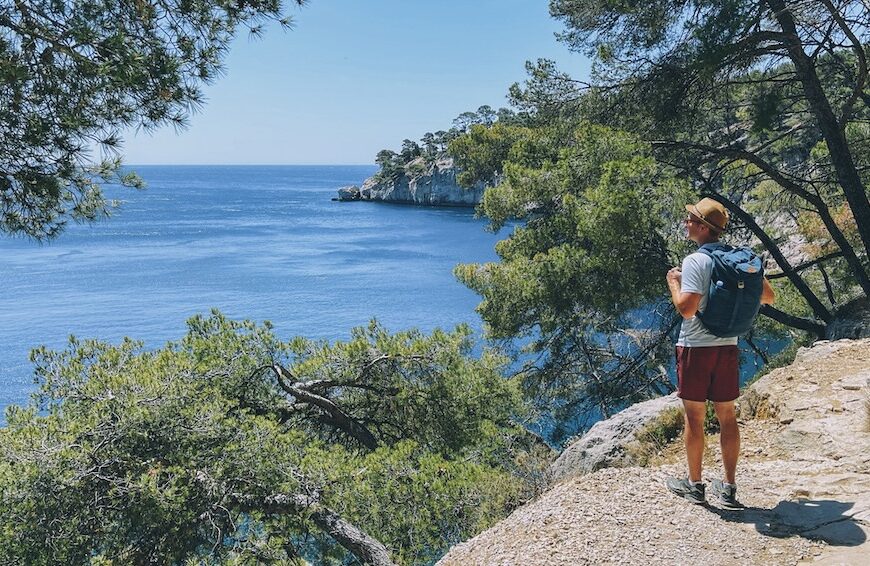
(665, 198, 775, 509)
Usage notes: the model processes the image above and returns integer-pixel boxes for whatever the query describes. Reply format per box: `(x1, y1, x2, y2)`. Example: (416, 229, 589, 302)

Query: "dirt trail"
(438, 339, 870, 565)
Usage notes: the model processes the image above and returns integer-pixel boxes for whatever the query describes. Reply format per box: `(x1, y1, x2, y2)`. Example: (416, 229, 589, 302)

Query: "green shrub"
(625, 407, 685, 466)
(626, 400, 738, 467)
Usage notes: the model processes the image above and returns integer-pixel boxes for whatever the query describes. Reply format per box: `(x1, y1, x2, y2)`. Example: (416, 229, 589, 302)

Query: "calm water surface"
(0, 165, 506, 414)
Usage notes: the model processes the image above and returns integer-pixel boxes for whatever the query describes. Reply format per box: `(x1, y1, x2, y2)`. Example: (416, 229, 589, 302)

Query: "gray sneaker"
(666, 476, 706, 504)
(711, 479, 744, 510)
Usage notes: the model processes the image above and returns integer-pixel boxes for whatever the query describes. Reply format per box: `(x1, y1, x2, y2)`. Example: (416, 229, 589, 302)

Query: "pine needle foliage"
(0, 311, 547, 565)
(1, 0, 304, 239)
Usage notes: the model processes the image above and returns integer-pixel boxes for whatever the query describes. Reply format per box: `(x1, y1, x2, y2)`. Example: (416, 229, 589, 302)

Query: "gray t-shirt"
(675, 252, 739, 347)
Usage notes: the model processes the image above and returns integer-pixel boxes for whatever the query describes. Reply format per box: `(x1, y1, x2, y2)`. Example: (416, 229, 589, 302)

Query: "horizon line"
(125, 163, 378, 167)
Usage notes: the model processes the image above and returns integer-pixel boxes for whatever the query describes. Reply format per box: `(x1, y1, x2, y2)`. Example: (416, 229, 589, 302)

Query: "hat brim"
(685, 204, 725, 233)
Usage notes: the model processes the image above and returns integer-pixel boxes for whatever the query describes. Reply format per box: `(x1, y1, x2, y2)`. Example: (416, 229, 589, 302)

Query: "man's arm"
(667, 267, 702, 319)
(761, 277, 775, 305)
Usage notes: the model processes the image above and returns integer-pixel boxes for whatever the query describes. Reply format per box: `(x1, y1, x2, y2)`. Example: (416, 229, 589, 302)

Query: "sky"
(121, 0, 591, 165)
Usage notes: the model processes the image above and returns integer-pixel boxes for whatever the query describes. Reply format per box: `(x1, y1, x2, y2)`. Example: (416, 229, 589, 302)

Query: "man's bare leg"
(682, 400, 707, 482)
(714, 400, 740, 484)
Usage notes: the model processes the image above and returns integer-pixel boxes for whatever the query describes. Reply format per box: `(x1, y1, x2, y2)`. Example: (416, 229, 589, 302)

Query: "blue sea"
(0, 165, 507, 416)
(0, 164, 785, 435)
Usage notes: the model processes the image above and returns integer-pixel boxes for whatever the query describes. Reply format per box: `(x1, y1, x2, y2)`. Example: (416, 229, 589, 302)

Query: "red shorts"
(675, 345, 739, 402)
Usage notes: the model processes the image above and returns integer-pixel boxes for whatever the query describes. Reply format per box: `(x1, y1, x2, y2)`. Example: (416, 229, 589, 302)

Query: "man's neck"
(694, 235, 719, 246)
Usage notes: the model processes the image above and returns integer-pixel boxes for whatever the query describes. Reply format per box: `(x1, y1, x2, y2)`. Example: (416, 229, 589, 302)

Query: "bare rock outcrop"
(336, 186, 360, 201)
(335, 157, 485, 207)
(549, 393, 682, 482)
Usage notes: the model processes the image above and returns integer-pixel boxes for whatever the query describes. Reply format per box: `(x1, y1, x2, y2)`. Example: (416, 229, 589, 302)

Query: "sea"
(0, 165, 783, 433)
(0, 165, 508, 418)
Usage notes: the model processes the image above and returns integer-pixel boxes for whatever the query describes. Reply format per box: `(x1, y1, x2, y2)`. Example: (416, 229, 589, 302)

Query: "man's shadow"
(707, 499, 866, 546)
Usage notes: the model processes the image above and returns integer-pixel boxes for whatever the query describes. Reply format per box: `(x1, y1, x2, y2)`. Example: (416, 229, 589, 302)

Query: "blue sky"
(122, 0, 590, 165)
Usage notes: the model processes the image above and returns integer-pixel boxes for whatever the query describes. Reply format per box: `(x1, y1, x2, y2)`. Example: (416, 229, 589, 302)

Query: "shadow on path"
(707, 499, 866, 546)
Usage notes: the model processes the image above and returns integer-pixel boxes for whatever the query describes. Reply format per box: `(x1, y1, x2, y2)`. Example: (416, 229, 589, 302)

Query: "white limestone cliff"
(336, 157, 486, 207)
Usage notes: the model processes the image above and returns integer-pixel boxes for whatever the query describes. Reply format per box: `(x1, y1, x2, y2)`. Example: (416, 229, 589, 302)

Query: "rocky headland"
(335, 157, 485, 207)
(438, 338, 870, 565)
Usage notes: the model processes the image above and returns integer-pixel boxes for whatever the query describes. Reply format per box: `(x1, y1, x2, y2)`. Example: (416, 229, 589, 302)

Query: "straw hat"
(686, 197, 728, 233)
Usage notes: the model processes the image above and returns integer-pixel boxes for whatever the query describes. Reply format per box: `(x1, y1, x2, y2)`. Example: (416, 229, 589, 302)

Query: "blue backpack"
(695, 243, 764, 337)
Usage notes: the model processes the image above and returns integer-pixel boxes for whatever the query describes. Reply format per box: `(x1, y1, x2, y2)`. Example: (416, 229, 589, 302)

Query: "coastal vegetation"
(371, 106, 526, 186)
(446, 0, 870, 443)
(3, 1, 870, 564)
(0, 0, 305, 240)
(0, 313, 549, 564)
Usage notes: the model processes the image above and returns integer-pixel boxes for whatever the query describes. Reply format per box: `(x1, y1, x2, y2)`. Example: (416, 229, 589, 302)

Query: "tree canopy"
(370, 106, 529, 186)
(446, 0, 870, 440)
(547, 0, 870, 321)
(0, 312, 548, 564)
(1, 0, 304, 240)
(451, 123, 692, 439)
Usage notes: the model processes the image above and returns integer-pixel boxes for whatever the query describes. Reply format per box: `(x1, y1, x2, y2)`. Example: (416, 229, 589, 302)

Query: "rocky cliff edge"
(335, 157, 485, 207)
(438, 338, 870, 565)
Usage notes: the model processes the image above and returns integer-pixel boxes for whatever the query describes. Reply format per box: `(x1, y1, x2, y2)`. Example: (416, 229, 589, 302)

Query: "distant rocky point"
(334, 157, 486, 207)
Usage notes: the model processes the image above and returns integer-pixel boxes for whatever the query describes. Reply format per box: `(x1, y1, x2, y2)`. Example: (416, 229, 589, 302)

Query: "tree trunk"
(256, 493, 399, 566)
(272, 365, 380, 450)
(767, 0, 870, 257)
(759, 305, 827, 338)
(706, 193, 833, 323)
(651, 139, 870, 296)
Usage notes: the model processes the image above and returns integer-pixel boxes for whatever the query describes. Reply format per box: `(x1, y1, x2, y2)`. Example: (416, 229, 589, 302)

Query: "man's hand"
(666, 267, 682, 286)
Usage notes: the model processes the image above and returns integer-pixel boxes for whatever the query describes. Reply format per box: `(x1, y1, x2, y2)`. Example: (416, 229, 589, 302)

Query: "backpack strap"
(697, 242, 731, 255)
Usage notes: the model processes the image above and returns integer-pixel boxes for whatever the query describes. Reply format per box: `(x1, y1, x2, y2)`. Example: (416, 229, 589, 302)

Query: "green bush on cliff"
(0, 311, 546, 565)
(370, 106, 529, 186)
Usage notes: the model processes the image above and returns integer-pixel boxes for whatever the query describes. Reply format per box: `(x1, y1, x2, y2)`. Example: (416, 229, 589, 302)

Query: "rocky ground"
(438, 339, 870, 565)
